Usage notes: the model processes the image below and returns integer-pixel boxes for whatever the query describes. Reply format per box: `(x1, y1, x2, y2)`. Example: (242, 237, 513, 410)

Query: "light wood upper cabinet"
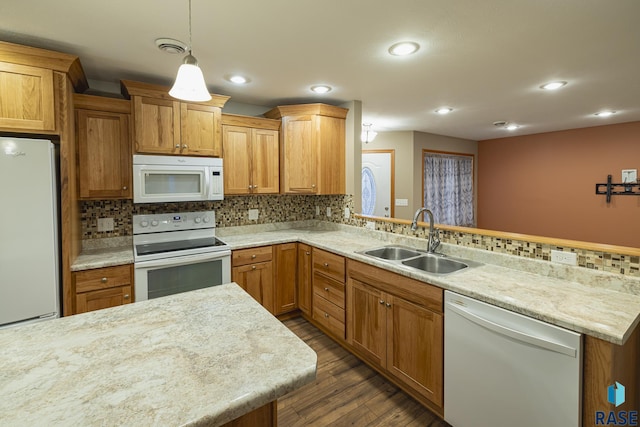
(347, 259, 444, 410)
(0, 63, 55, 131)
(222, 114, 280, 195)
(181, 103, 222, 157)
(121, 80, 229, 157)
(0, 41, 87, 134)
(75, 94, 132, 199)
(264, 104, 347, 195)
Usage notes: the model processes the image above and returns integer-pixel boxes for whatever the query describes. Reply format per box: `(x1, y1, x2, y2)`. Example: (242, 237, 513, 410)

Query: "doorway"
(362, 150, 395, 218)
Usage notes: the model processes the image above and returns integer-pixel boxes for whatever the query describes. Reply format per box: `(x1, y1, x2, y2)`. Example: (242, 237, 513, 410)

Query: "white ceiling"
(1, 0, 639, 140)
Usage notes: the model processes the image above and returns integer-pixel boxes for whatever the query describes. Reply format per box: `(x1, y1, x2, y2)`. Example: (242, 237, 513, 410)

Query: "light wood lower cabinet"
(347, 259, 444, 412)
(311, 248, 346, 340)
(297, 243, 312, 316)
(73, 264, 133, 314)
(232, 246, 274, 314)
(274, 243, 297, 315)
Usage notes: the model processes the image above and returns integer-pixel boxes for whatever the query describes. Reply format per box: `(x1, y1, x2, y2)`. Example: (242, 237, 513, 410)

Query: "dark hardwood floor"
(278, 317, 451, 427)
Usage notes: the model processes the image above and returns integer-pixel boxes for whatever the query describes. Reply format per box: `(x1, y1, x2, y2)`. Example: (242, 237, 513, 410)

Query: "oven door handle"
(134, 250, 231, 269)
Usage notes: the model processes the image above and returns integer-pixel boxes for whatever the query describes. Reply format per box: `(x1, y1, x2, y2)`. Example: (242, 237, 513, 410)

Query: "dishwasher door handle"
(446, 302, 577, 357)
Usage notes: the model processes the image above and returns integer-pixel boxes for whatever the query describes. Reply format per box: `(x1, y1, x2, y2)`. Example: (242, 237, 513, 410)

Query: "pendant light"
(169, 0, 211, 102)
(361, 123, 377, 143)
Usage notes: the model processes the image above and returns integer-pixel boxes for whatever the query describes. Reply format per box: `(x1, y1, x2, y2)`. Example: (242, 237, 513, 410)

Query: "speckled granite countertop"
(71, 222, 640, 345)
(0, 283, 317, 427)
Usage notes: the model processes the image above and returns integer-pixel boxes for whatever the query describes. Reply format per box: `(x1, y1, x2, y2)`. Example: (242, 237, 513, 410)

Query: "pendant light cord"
(188, 0, 193, 54)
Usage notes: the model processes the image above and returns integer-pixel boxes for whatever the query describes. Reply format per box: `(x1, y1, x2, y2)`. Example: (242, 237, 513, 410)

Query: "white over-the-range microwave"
(133, 155, 223, 203)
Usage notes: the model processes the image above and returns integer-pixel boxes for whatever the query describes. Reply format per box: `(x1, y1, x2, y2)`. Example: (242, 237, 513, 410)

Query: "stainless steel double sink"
(358, 245, 478, 275)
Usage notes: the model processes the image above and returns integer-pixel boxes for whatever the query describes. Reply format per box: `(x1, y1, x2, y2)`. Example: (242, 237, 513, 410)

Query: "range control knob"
(151, 220, 159, 227)
(203, 216, 211, 223)
(194, 217, 202, 224)
(140, 220, 149, 228)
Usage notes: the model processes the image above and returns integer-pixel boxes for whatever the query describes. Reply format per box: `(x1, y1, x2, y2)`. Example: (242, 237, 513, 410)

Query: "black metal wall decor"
(595, 174, 640, 203)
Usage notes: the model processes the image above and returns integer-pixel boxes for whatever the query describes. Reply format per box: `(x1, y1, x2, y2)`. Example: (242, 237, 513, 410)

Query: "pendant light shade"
(361, 123, 377, 143)
(169, 0, 211, 102)
(169, 54, 211, 102)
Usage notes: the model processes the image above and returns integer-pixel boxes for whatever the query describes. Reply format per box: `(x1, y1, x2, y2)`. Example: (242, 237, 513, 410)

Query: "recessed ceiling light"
(594, 110, 616, 117)
(435, 107, 453, 115)
(388, 41, 420, 56)
(227, 75, 250, 84)
(540, 81, 567, 90)
(310, 85, 332, 94)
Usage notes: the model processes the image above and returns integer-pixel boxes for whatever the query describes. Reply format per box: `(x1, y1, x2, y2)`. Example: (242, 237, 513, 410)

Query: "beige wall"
(361, 131, 414, 219)
(341, 100, 362, 213)
(412, 131, 478, 221)
(362, 131, 477, 221)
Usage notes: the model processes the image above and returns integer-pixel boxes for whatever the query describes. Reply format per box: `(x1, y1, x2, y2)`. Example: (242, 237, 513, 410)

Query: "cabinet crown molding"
(73, 93, 131, 114)
(222, 113, 281, 130)
(0, 41, 88, 92)
(120, 79, 230, 108)
(264, 103, 349, 120)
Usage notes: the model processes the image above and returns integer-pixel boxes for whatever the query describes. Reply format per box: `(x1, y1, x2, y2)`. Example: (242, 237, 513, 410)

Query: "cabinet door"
(297, 243, 312, 316)
(0, 62, 55, 132)
(76, 285, 132, 314)
(317, 115, 345, 194)
(222, 125, 252, 195)
(281, 115, 317, 193)
(347, 278, 386, 368)
(133, 96, 180, 154)
(251, 128, 279, 194)
(274, 243, 297, 315)
(232, 262, 274, 314)
(386, 295, 443, 407)
(77, 109, 131, 199)
(181, 103, 221, 157)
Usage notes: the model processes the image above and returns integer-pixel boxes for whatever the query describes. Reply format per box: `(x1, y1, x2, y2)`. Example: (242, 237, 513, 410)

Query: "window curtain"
(423, 153, 474, 226)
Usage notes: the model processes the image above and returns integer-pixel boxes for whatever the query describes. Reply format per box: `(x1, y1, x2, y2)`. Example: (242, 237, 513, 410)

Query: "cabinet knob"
(251, 254, 256, 259)
(305, 251, 310, 255)
(252, 265, 256, 270)
(324, 287, 329, 292)
(253, 185, 258, 189)
(175, 144, 180, 149)
(182, 144, 188, 149)
(101, 277, 107, 283)
(324, 313, 329, 318)
(386, 302, 392, 308)
(122, 186, 127, 190)
(311, 184, 316, 188)
(379, 300, 385, 305)
(323, 262, 329, 267)
(248, 185, 253, 189)
(124, 294, 130, 300)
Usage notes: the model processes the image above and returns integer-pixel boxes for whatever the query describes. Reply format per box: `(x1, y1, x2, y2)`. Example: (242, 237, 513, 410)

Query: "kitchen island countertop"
(0, 283, 317, 426)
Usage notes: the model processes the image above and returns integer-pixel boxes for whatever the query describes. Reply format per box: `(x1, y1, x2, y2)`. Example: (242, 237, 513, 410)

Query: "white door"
(362, 151, 393, 217)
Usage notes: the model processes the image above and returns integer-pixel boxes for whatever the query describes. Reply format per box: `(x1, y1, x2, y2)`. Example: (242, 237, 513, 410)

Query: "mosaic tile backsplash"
(80, 194, 355, 238)
(82, 195, 638, 276)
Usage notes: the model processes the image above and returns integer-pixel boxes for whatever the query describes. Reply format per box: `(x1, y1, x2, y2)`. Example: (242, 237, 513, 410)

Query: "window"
(423, 151, 474, 226)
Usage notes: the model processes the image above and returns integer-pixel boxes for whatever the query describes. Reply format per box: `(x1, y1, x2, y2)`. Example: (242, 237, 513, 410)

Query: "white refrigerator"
(0, 137, 60, 328)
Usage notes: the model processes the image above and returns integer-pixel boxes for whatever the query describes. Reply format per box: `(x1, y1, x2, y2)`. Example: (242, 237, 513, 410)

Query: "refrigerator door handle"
(446, 302, 577, 357)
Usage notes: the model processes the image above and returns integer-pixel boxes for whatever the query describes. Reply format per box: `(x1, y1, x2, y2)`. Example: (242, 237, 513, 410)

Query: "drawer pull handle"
(251, 254, 257, 259)
(379, 300, 384, 305)
(323, 262, 329, 267)
(101, 277, 108, 283)
(124, 294, 130, 299)
(252, 265, 256, 270)
(324, 287, 329, 292)
(324, 313, 329, 318)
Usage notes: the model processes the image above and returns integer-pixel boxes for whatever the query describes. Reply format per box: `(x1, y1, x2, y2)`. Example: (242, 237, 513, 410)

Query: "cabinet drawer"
(313, 272, 345, 309)
(76, 285, 133, 314)
(313, 295, 345, 338)
(313, 248, 345, 283)
(232, 246, 273, 266)
(74, 264, 132, 293)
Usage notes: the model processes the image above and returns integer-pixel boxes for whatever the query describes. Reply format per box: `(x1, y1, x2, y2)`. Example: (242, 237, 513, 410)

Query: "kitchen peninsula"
(0, 283, 317, 427)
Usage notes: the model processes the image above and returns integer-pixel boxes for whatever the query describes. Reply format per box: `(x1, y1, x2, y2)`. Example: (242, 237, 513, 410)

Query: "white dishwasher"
(444, 291, 582, 427)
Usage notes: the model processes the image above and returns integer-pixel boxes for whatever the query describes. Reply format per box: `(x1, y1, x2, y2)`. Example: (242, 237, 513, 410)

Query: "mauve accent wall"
(477, 121, 640, 248)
